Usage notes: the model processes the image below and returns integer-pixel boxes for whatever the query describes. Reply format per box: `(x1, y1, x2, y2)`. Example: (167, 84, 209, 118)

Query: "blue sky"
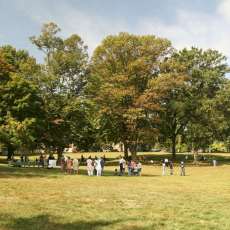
(0, 0, 230, 64)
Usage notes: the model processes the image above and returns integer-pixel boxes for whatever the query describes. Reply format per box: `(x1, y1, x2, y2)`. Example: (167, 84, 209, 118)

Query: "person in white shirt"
(119, 157, 126, 176)
(95, 158, 102, 176)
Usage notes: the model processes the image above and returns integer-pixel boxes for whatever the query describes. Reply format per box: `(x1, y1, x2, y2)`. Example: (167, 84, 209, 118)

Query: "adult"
(100, 157, 105, 175)
(180, 161, 185, 176)
(73, 158, 79, 174)
(137, 161, 142, 176)
(39, 154, 44, 168)
(169, 161, 173, 175)
(127, 160, 132, 176)
(164, 158, 169, 167)
(93, 157, 98, 175)
(86, 156, 93, 176)
(119, 157, 126, 176)
(96, 157, 102, 176)
(60, 155, 66, 171)
(213, 159, 217, 167)
(162, 160, 166, 176)
(66, 157, 73, 174)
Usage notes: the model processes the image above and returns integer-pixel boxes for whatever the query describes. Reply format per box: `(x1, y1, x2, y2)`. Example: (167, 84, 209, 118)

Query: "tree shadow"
(0, 164, 161, 178)
(140, 153, 230, 165)
(0, 165, 63, 179)
(0, 214, 145, 230)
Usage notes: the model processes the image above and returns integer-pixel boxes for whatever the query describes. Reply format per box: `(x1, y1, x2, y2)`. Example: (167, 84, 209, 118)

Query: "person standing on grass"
(169, 161, 173, 175)
(100, 157, 105, 175)
(213, 159, 217, 167)
(73, 158, 79, 174)
(60, 155, 66, 171)
(180, 161, 185, 176)
(93, 156, 98, 175)
(128, 160, 132, 176)
(137, 161, 142, 176)
(96, 157, 102, 176)
(162, 160, 166, 176)
(119, 157, 126, 176)
(86, 156, 93, 176)
(66, 157, 73, 174)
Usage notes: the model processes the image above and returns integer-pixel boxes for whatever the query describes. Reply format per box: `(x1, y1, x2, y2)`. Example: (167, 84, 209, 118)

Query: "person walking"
(86, 156, 93, 176)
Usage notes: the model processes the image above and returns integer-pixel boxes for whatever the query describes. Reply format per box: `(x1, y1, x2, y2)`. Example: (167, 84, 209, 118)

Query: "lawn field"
(1, 155, 230, 230)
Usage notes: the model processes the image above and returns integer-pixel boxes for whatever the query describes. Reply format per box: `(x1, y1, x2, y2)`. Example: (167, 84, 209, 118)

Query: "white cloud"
(137, 4, 230, 62)
(13, 0, 230, 63)
(218, 0, 230, 22)
(14, 0, 129, 54)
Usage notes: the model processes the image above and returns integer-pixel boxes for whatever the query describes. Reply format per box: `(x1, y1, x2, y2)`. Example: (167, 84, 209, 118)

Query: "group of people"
(117, 157, 142, 176)
(86, 156, 105, 176)
(37, 154, 56, 168)
(162, 158, 185, 176)
(61, 156, 80, 174)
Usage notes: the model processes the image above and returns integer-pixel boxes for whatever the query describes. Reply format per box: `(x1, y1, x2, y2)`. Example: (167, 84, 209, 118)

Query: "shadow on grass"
(0, 214, 158, 230)
(0, 214, 123, 230)
(140, 153, 230, 165)
(0, 165, 63, 178)
(0, 164, 160, 179)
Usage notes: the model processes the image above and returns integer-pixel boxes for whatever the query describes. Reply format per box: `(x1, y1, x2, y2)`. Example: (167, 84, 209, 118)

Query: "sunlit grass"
(0, 160, 230, 230)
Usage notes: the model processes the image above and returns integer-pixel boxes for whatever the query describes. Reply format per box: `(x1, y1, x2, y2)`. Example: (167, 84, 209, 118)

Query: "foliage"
(89, 32, 172, 158)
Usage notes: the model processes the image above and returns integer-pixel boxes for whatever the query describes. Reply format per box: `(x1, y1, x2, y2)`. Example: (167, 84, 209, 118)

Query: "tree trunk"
(7, 145, 14, 160)
(57, 147, 64, 165)
(129, 144, 137, 160)
(123, 142, 129, 159)
(171, 135, 176, 158)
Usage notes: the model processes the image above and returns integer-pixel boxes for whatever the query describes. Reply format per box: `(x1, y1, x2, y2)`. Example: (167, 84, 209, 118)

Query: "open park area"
(1, 152, 230, 230)
(2, 1, 230, 229)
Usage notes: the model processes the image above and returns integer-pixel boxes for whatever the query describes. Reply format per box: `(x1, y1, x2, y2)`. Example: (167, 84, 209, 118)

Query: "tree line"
(0, 22, 230, 160)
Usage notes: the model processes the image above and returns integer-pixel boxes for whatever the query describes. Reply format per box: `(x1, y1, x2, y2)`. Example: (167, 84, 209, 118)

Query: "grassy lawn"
(0, 153, 230, 230)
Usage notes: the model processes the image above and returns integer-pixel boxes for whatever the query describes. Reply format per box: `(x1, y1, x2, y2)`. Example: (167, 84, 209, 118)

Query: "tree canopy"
(0, 22, 230, 159)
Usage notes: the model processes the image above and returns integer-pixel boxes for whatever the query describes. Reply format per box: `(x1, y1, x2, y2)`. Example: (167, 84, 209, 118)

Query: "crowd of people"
(10, 153, 220, 177)
(58, 155, 142, 176)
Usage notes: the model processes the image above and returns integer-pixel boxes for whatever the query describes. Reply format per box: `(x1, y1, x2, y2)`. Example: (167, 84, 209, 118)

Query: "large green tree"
(142, 47, 227, 157)
(89, 32, 172, 158)
(31, 22, 90, 158)
(0, 46, 45, 159)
